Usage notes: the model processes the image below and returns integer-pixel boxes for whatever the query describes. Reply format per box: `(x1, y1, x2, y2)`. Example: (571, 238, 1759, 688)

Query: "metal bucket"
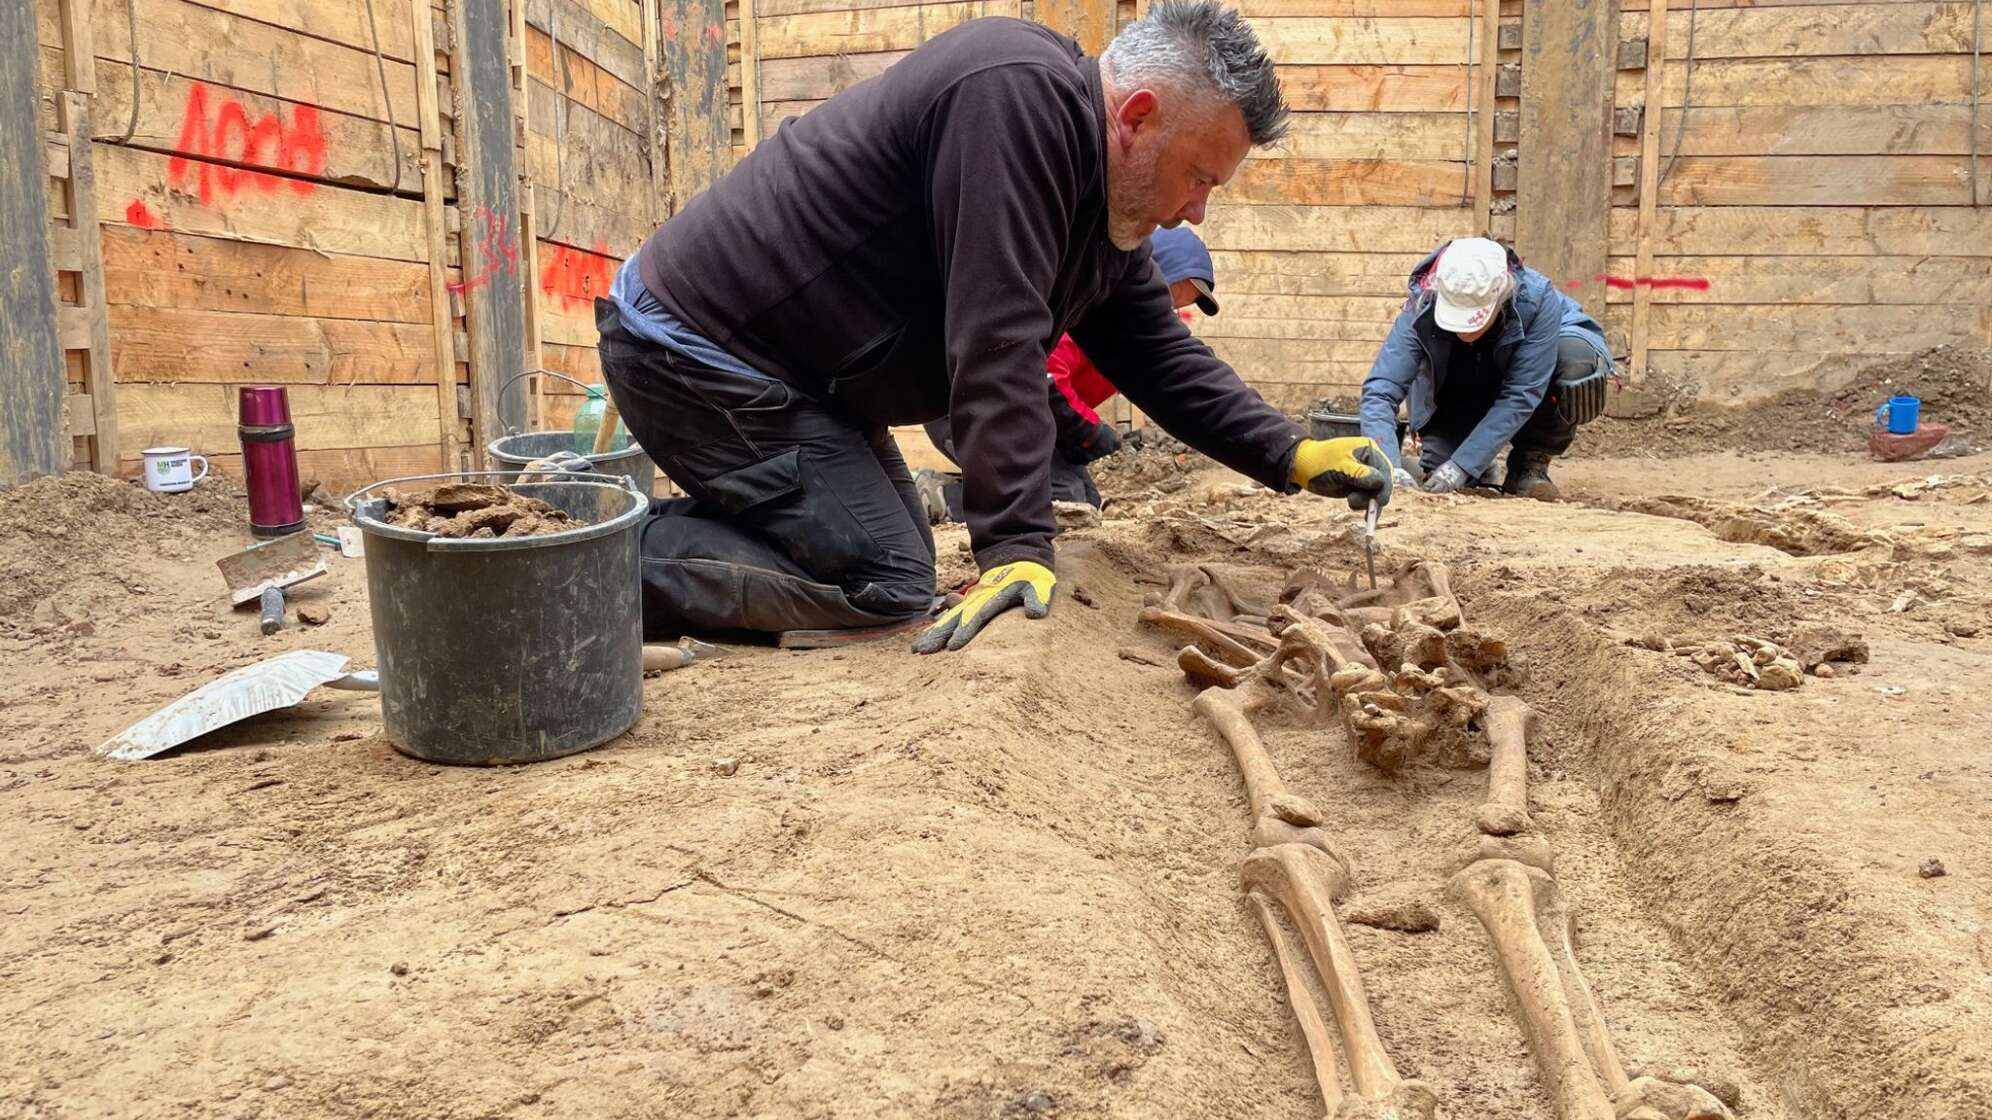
(487, 431, 656, 495)
(347, 472, 646, 765)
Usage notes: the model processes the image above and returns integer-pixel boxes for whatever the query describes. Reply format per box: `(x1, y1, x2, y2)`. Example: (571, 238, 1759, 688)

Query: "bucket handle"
(495, 370, 602, 436)
(344, 471, 644, 551)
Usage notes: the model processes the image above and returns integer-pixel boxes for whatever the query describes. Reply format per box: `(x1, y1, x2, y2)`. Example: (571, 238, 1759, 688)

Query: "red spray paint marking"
(1563, 274, 1712, 292)
(540, 242, 616, 311)
(163, 82, 327, 206)
(449, 207, 521, 296)
(125, 200, 164, 229)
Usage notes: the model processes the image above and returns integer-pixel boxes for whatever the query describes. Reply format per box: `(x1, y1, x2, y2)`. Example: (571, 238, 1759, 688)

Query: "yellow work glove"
(911, 560, 1055, 654)
(1291, 437, 1394, 511)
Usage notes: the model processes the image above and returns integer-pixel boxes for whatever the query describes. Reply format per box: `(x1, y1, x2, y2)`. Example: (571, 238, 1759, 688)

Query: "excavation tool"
(96, 650, 379, 761)
(217, 529, 328, 634)
(1361, 500, 1380, 590)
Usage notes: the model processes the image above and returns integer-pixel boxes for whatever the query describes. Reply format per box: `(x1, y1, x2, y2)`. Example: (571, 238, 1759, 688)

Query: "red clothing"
(1049, 309, 1194, 424)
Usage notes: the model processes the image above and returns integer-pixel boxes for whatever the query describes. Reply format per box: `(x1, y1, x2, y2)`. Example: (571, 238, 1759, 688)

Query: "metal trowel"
(216, 530, 327, 634)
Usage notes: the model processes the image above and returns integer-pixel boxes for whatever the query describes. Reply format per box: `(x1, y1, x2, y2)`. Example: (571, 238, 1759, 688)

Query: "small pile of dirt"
(1094, 429, 1202, 500)
(1577, 346, 1992, 459)
(0, 471, 246, 620)
(380, 483, 577, 538)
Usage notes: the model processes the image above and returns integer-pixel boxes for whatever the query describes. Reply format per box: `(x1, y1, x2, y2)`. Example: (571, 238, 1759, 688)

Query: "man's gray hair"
(1102, 0, 1290, 145)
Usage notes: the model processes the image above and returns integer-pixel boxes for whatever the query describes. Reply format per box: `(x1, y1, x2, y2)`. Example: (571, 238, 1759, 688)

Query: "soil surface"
(4, 449, 1992, 1118)
(1579, 346, 1992, 460)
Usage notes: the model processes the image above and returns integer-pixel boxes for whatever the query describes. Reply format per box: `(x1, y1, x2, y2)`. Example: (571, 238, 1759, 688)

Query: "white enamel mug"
(141, 447, 210, 493)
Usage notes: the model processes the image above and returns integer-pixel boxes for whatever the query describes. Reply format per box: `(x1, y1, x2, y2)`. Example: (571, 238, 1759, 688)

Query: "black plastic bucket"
(488, 431, 656, 495)
(347, 472, 646, 765)
(1308, 409, 1408, 443)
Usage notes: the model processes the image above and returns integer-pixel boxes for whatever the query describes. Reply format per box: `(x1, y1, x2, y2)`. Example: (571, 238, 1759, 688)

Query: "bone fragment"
(1140, 606, 1272, 667)
(1447, 833, 1557, 877)
(1246, 892, 1346, 1118)
(1241, 844, 1400, 1102)
(1484, 695, 1535, 815)
(1448, 859, 1618, 1120)
(1178, 646, 1249, 689)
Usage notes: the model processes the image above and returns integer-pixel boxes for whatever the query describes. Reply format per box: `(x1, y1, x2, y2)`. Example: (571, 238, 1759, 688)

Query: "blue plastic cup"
(1886, 394, 1920, 435)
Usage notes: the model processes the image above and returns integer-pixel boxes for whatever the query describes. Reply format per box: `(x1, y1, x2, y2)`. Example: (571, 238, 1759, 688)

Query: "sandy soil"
(3, 448, 1991, 1118)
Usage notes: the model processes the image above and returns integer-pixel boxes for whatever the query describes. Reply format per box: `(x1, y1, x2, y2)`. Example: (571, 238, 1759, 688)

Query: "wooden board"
(541, 340, 604, 382)
(108, 306, 441, 383)
(1, 0, 66, 481)
(663, 0, 733, 211)
(453, 0, 530, 445)
(1198, 317, 1395, 344)
(1253, 111, 1469, 160)
(1195, 292, 1406, 323)
(189, 442, 445, 491)
(1201, 203, 1479, 251)
(1233, 0, 1471, 14)
(525, 21, 649, 133)
(1607, 205, 1992, 256)
(1279, 64, 1469, 111)
(173, 0, 427, 62)
(98, 143, 429, 263)
(1616, 56, 1973, 109)
(1035, 0, 1113, 53)
(88, 61, 425, 197)
(1601, 253, 1992, 306)
(525, 0, 649, 90)
(1228, 157, 1468, 206)
(1644, 348, 1931, 404)
(88, 0, 422, 127)
(1640, 302, 1985, 353)
(115, 382, 442, 454)
(526, 96, 654, 226)
(1517, 0, 1613, 319)
(1651, 104, 1991, 157)
(756, 1, 980, 58)
(1245, 17, 1472, 65)
(1211, 250, 1425, 295)
(753, 47, 907, 102)
(1204, 336, 1391, 366)
(101, 227, 434, 322)
(1630, 2, 1974, 60)
(1652, 155, 1972, 206)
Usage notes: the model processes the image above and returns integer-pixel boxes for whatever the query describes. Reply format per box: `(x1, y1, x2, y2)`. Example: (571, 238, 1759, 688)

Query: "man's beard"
(1106, 142, 1163, 251)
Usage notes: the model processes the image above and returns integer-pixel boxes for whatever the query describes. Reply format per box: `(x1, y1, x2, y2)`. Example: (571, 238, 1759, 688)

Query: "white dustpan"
(96, 650, 380, 761)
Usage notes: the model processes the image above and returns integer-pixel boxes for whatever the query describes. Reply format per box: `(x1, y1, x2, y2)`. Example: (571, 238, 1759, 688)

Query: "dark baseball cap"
(1150, 226, 1219, 316)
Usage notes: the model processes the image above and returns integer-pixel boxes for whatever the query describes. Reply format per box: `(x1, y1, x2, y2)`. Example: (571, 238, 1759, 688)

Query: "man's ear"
(1113, 89, 1160, 143)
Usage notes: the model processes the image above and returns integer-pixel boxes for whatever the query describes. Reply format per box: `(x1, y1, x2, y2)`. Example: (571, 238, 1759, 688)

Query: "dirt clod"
(380, 484, 577, 539)
(296, 605, 330, 626)
(1920, 859, 1947, 879)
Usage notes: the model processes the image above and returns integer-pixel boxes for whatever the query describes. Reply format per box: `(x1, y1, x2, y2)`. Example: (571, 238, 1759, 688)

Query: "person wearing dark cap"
(598, 4, 1393, 656)
(915, 226, 1221, 522)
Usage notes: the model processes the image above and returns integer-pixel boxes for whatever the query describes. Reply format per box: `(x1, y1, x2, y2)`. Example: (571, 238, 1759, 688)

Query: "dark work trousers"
(595, 300, 936, 639)
(919, 419, 1102, 522)
(1416, 335, 1597, 480)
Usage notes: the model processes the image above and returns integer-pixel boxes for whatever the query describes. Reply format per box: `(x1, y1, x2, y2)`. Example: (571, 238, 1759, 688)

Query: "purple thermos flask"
(237, 386, 305, 538)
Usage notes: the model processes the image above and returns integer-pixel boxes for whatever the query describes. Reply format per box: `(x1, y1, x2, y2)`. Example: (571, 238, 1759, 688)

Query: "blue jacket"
(1359, 245, 1609, 478)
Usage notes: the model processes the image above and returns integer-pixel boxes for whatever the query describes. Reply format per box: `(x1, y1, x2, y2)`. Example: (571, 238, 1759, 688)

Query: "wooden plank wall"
(1191, 0, 1500, 414)
(522, 0, 655, 434)
(32, 0, 466, 489)
(1609, 0, 1992, 404)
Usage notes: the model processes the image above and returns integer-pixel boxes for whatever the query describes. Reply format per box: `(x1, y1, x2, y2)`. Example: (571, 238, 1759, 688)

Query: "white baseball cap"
(1427, 237, 1515, 333)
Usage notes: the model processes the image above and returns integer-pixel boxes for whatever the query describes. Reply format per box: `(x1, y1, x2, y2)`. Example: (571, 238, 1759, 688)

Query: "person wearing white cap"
(1357, 236, 1612, 499)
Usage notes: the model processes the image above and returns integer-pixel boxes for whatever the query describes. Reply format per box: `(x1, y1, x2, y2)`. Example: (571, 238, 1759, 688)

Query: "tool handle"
(591, 399, 622, 454)
(259, 587, 285, 634)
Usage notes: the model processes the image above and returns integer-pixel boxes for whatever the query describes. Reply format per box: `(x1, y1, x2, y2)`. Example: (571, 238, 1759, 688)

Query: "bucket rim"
(486, 430, 649, 467)
(345, 471, 647, 553)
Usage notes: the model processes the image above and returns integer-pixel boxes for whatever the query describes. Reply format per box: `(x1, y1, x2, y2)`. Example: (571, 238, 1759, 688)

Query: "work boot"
(913, 468, 954, 524)
(1501, 452, 1561, 501)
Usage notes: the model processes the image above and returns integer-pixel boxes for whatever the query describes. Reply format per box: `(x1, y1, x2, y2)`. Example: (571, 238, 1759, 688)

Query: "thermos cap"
(238, 385, 293, 427)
